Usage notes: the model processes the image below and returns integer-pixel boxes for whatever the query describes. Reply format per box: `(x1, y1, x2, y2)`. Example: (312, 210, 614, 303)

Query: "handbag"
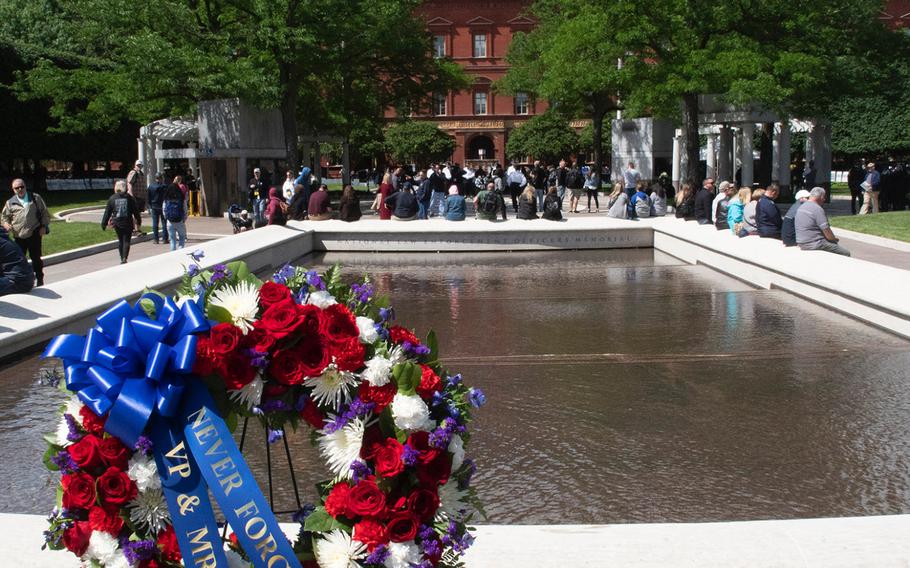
(860, 180, 872, 191)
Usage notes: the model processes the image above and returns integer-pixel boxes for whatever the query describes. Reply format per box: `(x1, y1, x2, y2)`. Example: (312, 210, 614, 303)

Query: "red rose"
(333, 339, 366, 372)
(360, 382, 396, 413)
(389, 325, 419, 346)
(216, 351, 257, 390)
(259, 281, 292, 308)
(61, 472, 96, 509)
(324, 481, 352, 518)
(139, 560, 161, 568)
(193, 337, 216, 376)
(387, 511, 420, 542)
(417, 365, 442, 400)
(158, 525, 182, 562)
(209, 322, 244, 355)
(67, 434, 103, 470)
(79, 407, 106, 436)
(259, 300, 303, 338)
(373, 438, 404, 479)
(320, 304, 359, 346)
(359, 425, 386, 461)
(347, 478, 386, 517)
(97, 467, 137, 507)
(242, 327, 277, 353)
(62, 520, 92, 556)
(98, 437, 130, 470)
(296, 304, 324, 337)
(406, 431, 441, 465)
(299, 401, 325, 429)
(269, 349, 306, 385)
(297, 337, 330, 377)
(407, 488, 440, 522)
(89, 505, 124, 535)
(417, 452, 452, 487)
(353, 518, 389, 549)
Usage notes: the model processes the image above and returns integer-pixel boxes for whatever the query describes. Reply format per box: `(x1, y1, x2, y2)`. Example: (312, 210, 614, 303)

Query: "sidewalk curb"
(54, 205, 106, 221)
(834, 228, 910, 253)
(41, 234, 154, 267)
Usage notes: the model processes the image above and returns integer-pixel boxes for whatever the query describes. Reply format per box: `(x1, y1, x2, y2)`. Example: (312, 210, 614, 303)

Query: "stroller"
(227, 204, 253, 233)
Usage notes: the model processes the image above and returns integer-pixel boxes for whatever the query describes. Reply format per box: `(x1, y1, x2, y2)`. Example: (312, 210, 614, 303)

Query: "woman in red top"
(377, 173, 393, 220)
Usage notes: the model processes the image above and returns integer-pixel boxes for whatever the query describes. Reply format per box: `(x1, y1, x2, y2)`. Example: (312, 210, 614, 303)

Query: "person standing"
(847, 162, 864, 215)
(531, 160, 547, 212)
(802, 160, 817, 191)
(101, 180, 142, 264)
(163, 181, 188, 249)
(428, 164, 447, 217)
(1, 178, 50, 287)
(796, 187, 851, 256)
(282, 170, 296, 201)
(506, 164, 527, 213)
(126, 160, 147, 212)
(146, 172, 169, 245)
(584, 168, 600, 213)
(623, 161, 641, 198)
(859, 162, 881, 215)
(566, 162, 584, 213)
(248, 167, 268, 224)
(556, 159, 569, 209)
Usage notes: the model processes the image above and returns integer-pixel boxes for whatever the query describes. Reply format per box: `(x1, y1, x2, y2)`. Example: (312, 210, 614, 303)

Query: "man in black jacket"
(146, 173, 169, 245)
(694, 178, 716, 224)
(756, 183, 783, 239)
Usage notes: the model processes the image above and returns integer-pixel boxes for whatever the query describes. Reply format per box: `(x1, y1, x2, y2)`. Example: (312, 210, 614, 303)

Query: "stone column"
(718, 126, 733, 183)
(805, 121, 816, 165)
(154, 138, 164, 178)
(137, 136, 147, 169)
(771, 125, 781, 184)
(145, 136, 159, 185)
(778, 121, 791, 196)
(671, 129, 682, 189)
(706, 133, 717, 180)
(814, 122, 832, 192)
(188, 142, 198, 174)
(740, 123, 754, 188)
(733, 128, 742, 177)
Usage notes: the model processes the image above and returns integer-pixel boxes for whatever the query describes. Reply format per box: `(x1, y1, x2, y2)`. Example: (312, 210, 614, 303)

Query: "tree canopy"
(383, 120, 455, 167)
(506, 111, 579, 164)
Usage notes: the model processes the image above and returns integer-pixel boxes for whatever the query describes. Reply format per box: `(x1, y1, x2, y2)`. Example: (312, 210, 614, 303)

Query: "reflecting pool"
(2, 249, 909, 524)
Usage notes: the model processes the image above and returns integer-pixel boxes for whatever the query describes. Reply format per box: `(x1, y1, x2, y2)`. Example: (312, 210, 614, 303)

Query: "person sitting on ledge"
(631, 180, 652, 219)
(0, 229, 34, 296)
(649, 182, 667, 217)
(694, 177, 716, 225)
(307, 184, 332, 221)
(474, 181, 508, 221)
(517, 185, 538, 219)
(782, 189, 810, 246)
(727, 187, 750, 235)
(795, 187, 851, 256)
(756, 183, 783, 239)
(674, 182, 696, 220)
(739, 188, 763, 237)
(607, 182, 629, 219)
(541, 186, 562, 221)
(445, 186, 466, 221)
(714, 182, 736, 231)
(338, 184, 362, 222)
(386, 182, 419, 221)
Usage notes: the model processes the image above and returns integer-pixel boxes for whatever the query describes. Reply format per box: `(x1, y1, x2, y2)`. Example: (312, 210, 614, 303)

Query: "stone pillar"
(145, 136, 159, 185)
(706, 133, 717, 180)
(805, 121, 816, 165)
(671, 129, 682, 190)
(733, 128, 742, 177)
(778, 121, 791, 196)
(718, 126, 733, 183)
(741, 123, 754, 188)
(137, 136, 147, 169)
(771, 124, 781, 184)
(814, 122, 832, 192)
(188, 142, 198, 174)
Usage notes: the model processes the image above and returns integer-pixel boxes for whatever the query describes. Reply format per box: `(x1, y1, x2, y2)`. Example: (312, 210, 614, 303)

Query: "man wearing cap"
(126, 160, 147, 211)
(712, 181, 731, 224)
(859, 162, 881, 215)
(781, 189, 811, 247)
(146, 172, 169, 245)
(248, 167, 268, 224)
(795, 187, 850, 256)
(1, 179, 50, 287)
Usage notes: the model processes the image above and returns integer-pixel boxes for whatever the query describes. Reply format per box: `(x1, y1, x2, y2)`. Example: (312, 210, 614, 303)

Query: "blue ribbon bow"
(44, 294, 210, 448)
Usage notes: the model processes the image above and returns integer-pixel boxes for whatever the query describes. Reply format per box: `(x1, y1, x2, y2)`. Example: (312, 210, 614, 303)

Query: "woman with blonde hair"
(371, 173, 393, 220)
(517, 184, 538, 219)
(727, 187, 751, 234)
(674, 182, 696, 220)
(101, 180, 142, 264)
(606, 182, 629, 219)
(740, 188, 764, 237)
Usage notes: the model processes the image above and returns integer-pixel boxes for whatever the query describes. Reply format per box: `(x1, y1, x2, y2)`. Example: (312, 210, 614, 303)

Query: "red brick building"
(882, 0, 910, 27)
(410, 0, 552, 167)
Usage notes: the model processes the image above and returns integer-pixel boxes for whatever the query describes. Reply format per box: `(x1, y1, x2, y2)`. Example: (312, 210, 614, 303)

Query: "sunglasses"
(12, 186, 25, 190)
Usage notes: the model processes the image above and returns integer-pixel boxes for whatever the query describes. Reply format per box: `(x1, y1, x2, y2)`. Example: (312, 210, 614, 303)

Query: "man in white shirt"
(623, 162, 641, 197)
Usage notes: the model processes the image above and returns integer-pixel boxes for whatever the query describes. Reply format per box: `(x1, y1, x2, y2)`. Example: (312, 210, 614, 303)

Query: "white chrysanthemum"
(318, 418, 366, 479)
(307, 290, 338, 309)
(448, 434, 465, 472)
(362, 348, 404, 387)
(230, 373, 264, 410)
(384, 541, 421, 568)
(208, 280, 260, 334)
(314, 529, 366, 568)
(54, 415, 73, 447)
(65, 396, 84, 421)
(85, 531, 120, 564)
(391, 394, 434, 432)
(308, 365, 360, 408)
(106, 553, 131, 568)
(356, 316, 379, 344)
(127, 453, 160, 492)
(128, 487, 170, 533)
(437, 479, 469, 521)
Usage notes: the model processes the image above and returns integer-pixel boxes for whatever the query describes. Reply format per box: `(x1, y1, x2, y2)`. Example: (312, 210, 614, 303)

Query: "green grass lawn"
(42, 220, 116, 255)
(42, 189, 111, 215)
(830, 182, 851, 195)
(830, 210, 910, 243)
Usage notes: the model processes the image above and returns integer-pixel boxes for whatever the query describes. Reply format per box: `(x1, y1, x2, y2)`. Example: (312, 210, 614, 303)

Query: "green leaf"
(138, 297, 158, 319)
(206, 304, 233, 324)
(43, 444, 60, 471)
(393, 362, 420, 396)
(426, 330, 439, 362)
(226, 261, 251, 281)
(303, 507, 352, 533)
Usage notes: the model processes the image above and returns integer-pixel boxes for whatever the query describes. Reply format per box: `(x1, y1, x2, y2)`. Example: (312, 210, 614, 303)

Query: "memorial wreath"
(40, 254, 485, 568)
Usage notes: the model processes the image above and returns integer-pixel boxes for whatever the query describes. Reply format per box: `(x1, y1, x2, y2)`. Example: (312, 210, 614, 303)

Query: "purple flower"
(244, 348, 269, 370)
(414, 343, 431, 356)
(379, 307, 394, 322)
(52, 451, 79, 474)
(402, 443, 419, 467)
(261, 399, 291, 413)
(209, 263, 232, 284)
(456, 532, 475, 552)
(122, 540, 158, 564)
(267, 429, 284, 444)
(295, 395, 309, 412)
(63, 414, 81, 442)
(134, 435, 153, 454)
(187, 264, 200, 278)
(305, 270, 325, 290)
(351, 282, 374, 303)
(292, 504, 315, 524)
(447, 373, 463, 386)
(189, 249, 205, 262)
(467, 387, 486, 408)
(350, 460, 371, 483)
(365, 544, 390, 565)
(429, 427, 452, 449)
(272, 263, 296, 284)
(252, 406, 264, 416)
(418, 524, 436, 541)
(295, 288, 308, 305)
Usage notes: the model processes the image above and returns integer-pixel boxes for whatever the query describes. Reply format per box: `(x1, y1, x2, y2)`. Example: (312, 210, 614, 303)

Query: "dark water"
(3, 249, 910, 524)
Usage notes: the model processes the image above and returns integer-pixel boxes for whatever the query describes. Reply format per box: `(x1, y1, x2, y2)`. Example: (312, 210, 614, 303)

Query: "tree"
(579, 122, 610, 165)
(383, 120, 455, 167)
(505, 111, 579, 164)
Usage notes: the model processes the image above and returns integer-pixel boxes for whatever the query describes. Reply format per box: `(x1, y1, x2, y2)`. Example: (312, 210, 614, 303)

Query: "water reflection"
(2, 249, 909, 525)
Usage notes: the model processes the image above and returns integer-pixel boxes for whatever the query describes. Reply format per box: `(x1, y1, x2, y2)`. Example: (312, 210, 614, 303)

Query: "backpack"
(547, 169, 558, 186)
(164, 198, 184, 222)
(112, 196, 131, 220)
(566, 169, 581, 189)
(634, 194, 651, 218)
(479, 191, 499, 215)
(545, 196, 560, 213)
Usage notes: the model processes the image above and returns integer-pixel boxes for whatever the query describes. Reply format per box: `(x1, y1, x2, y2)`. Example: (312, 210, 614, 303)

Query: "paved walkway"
(46, 197, 909, 285)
